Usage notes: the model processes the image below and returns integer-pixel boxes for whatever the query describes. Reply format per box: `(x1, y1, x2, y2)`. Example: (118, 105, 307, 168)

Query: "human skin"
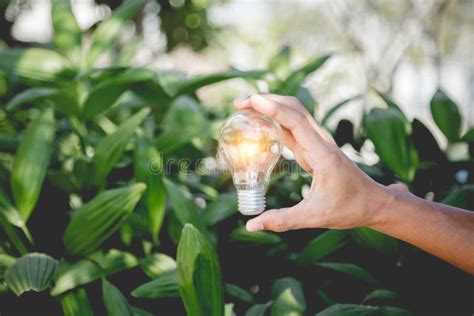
(234, 93, 474, 275)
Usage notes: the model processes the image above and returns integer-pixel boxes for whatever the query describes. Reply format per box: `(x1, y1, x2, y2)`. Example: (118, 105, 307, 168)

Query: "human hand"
(234, 93, 393, 232)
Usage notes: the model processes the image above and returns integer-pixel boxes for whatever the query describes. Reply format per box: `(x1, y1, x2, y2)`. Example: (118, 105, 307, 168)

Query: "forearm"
(369, 185, 474, 274)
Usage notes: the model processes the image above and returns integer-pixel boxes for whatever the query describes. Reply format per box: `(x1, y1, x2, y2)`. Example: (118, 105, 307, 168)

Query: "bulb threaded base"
(237, 188, 265, 215)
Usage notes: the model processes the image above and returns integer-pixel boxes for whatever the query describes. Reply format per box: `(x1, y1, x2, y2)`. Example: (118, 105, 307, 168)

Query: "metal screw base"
(237, 188, 265, 215)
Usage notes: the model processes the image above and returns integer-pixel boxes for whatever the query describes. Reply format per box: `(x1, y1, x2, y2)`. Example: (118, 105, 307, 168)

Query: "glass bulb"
(218, 110, 282, 215)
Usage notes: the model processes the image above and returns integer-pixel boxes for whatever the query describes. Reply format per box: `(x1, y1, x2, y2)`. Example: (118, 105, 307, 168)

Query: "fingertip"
(246, 219, 264, 232)
(233, 95, 250, 109)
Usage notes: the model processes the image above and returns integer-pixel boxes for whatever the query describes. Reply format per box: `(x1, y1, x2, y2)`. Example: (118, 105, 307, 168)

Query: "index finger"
(234, 94, 328, 159)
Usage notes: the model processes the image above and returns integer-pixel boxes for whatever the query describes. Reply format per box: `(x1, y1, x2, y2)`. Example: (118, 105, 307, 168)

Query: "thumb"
(246, 207, 299, 233)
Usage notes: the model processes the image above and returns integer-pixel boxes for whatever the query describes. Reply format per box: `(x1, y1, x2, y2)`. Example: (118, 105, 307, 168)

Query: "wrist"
(366, 183, 404, 231)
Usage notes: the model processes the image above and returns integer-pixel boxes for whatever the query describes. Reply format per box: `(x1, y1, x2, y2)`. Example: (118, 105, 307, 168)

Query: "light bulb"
(218, 110, 282, 215)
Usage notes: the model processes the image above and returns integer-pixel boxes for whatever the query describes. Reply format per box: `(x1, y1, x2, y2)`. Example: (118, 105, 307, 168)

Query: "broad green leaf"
(202, 192, 237, 225)
(131, 269, 179, 299)
(163, 178, 207, 232)
(321, 95, 361, 128)
(276, 54, 331, 95)
(411, 119, 446, 163)
(156, 96, 207, 153)
(315, 262, 380, 286)
(225, 283, 253, 303)
(87, 0, 144, 67)
(296, 230, 348, 264)
(177, 224, 224, 316)
(245, 302, 272, 316)
(102, 279, 134, 316)
(441, 185, 474, 209)
(430, 89, 462, 142)
(134, 136, 166, 242)
(230, 225, 281, 244)
(271, 277, 306, 315)
(353, 227, 399, 257)
(140, 253, 176, 279)
(362, 289, 399, 304)
(83, 68, 155, 118)
(0, 48, 71, 81)
(61, 288, 94, 316)
(11, 108, 55, 221)
(51, 0, 82, 61)
(4, 253, 59, 296)
(51, 249, 138, 296)
(365, 108, 418, 183)
(176, 70, 265, 96)
(316, 304, 411, 316)
(6, 87, 58, 111)
(90, 107, 150, 186)
(63, 183, 146, 256)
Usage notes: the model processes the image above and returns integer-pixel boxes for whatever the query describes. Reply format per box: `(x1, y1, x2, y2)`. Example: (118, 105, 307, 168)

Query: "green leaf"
(269, 46, 291, 79)
(131, 269, 179, 299)
(51, 0, 82, 62)
(4, 253, 59, 296)
(0, 253, 16, 278)
(176, 70, 265, 96)
(61, 288, 94, 316)
(134, 136, 166, 242)
(140, 253, 176, 279)
(430, 89, 462, 142)
(230, 225, 281, 244)
(177, 224, 224, 316)
(203, 192, 237, 226)
(374, 90, 406, 119)
(0, 188, 33, 244)
(83, 68, 154, 118)
(276, 54, 331, 95)
(225, 283, 253, 303)
(353, 227, 399, 257)
(63, 183, 146, 256)
(163, 178, 207, 232)
(321, 96, 361, 128)
(131, 306, 154, 316)
(461, 128, 474, 142)
(365, 108, 418, 183)
(271, 277, 306, 315)
(156, 96, 207, 153)
(87, 0, 144, 67)
(11, 108, 55, 221)
(314, 262, 380, 286)
(0, 48, 71, 81)
(245, 302, 272, 316)
(362, 289, 399, 305)
(90, 107, 150, 186)
(441, 185, 474, 209)
(51, 249, 138, 296)
(102, 278, 134, 316)
(6, 87, 58, 111)
(316, 304, 411, 316)
(296, 230, 348, 264)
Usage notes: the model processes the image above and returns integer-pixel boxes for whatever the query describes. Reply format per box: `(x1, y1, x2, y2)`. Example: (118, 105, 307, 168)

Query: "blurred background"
(2, 0, 473, 142)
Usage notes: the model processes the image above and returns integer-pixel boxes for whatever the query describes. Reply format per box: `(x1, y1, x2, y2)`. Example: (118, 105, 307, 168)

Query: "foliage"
(0, 1, 472, 315)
